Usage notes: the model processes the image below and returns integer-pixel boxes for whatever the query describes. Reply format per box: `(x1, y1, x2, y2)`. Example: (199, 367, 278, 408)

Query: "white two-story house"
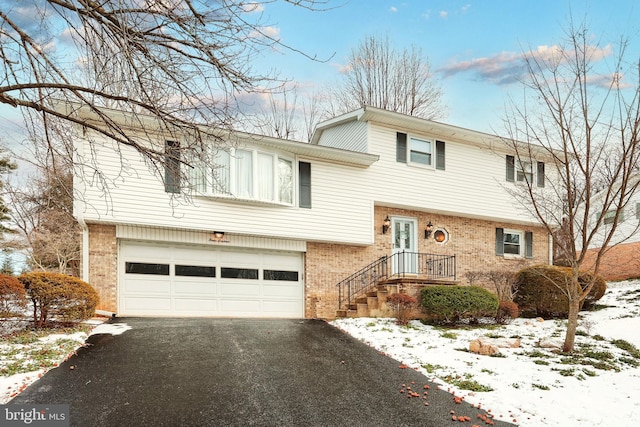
(72, 105, 554, 319)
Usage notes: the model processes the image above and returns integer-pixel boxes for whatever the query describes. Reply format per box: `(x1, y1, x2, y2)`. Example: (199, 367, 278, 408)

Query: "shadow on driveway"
(11, 318, 514, 427)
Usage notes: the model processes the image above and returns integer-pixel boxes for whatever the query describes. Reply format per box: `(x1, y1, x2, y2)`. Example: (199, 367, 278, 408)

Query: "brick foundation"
(87, 223, 118, 313)
(305, 207, 550, 319)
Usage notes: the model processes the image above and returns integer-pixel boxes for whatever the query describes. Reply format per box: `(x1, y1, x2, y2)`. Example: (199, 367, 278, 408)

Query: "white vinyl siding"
(369, 125, 548, 223)
(76, 132, 374, 245)
(314, 120, 368, 152)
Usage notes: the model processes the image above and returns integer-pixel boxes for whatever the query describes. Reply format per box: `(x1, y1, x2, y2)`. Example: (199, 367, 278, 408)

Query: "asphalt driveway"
(10, 318, 514, 426)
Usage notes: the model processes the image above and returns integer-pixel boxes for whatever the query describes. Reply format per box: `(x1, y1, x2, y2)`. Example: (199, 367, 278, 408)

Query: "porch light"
(210, 231, 225, 242)
(424, 221, 434, 239)
(382, 216, 391, 234)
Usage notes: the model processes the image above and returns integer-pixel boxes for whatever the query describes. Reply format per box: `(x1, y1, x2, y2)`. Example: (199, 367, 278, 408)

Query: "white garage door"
(119, 241, 304, 318)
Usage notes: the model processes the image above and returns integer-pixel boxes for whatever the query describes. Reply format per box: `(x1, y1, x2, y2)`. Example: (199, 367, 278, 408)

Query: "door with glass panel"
(391, 218, 418, 275)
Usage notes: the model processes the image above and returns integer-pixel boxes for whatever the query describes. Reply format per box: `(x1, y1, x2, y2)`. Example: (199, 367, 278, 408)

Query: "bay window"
(193, 148, 294, 205)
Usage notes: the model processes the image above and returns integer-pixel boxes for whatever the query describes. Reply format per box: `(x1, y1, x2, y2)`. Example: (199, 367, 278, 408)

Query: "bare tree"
(502, 20, 640, 352)
(329, 34, 445, 119)
(0, 0, 328, 189)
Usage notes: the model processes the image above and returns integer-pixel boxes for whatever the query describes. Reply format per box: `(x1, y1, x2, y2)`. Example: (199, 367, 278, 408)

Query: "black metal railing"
(336, 252, 456, 309)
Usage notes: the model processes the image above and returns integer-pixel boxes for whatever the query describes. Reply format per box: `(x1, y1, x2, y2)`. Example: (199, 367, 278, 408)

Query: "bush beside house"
(19, 272, 99, 327)
(421, 285, 499, 324)
(0, 274, 28, 318)
(514, 265, 606, 318)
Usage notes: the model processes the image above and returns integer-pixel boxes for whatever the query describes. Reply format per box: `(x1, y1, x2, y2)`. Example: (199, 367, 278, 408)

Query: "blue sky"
(247, 0, 640, 133)
(1, 0, 640, 144)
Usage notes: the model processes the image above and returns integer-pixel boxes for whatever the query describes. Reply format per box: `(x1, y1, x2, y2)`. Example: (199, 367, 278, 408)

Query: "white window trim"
(407, 135, 434, 168)
(195, 147, 296, 206)
(503, 228, 524, 258)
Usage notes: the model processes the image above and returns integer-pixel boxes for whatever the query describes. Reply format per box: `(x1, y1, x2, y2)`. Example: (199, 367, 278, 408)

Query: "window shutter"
(537, 162, 545, 187)
(396, 132, 407, 163)
(299, 161, 311, 208)
(436, 140, 445, 170)
(165, 140, 180, 193)
(525, 231, 533, 258)
(495, 228, 504, 256)
(506, 155, 515, 182)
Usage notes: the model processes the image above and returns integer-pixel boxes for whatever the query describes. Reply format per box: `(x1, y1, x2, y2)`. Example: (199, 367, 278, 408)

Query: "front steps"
(335, 279, 458, 318)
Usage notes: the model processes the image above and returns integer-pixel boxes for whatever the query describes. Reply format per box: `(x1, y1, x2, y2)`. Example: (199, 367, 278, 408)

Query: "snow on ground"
(331, 279, 640, 427)
(0, 318, 110, 404)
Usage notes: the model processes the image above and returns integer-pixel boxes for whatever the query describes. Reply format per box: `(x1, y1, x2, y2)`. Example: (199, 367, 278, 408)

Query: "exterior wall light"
(210, 231, 225, 242)
(424, 221, 434, 239)
(382, 216, 391, 234)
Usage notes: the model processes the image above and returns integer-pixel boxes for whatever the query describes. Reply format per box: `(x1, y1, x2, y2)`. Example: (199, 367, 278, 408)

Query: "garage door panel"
(174, 298, 218, 312)
(261, 300, 301, 314)
(124, 278, 171, 295)
(174, 280, 218, 296)
(120, 242, 303, 318)
(262, 284, 299, 298)
(123, 297, 172, 312)
(219, 282, 261, 297)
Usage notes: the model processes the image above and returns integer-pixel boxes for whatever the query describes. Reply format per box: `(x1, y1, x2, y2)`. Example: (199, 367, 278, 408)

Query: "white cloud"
(461, 4, 471, 14)
(439, 10, 448, 19)
(242, 2, 265, 13)
(438, 44, 614, 86)
(390, 6, 398, 13)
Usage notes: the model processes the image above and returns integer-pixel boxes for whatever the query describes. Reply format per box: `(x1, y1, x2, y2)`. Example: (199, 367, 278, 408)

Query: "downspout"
(548, 232, 554, 265)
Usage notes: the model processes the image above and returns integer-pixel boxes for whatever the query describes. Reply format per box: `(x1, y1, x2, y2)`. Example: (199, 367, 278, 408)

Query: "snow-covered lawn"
(332, 279, 640, 427)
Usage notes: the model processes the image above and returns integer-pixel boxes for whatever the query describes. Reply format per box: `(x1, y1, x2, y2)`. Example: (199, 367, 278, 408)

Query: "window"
(409, 137, 432, 166)
(396, 132, 445, 168)
(175, 265, 216, 277)
(264, 270, 299, 281)
(517, 161, 533, 183)
(495, 228, 533, 258)
(602, 209, 623, 225)
(192, 148, 295, 205)
(221, 267, 259, 279)
(165, 141, 181, 193)
(125, 262, 170, 275)
(506, 155, 545, 187)
(636, 203, 640, 219)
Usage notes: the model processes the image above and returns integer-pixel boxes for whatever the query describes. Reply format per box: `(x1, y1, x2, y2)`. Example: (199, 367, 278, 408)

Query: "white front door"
(391, 217, 418, 274)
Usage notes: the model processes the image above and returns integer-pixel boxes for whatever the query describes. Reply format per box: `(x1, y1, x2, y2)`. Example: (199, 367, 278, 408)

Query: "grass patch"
(442, 373, 494, 392)
(422, 363, 444, 374)
(611, 339, 640, 359)
(440, 331, 458, 340)
(532, 383, 550, 391)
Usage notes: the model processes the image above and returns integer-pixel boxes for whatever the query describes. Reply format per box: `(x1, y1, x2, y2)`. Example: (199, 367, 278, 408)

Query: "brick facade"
(582, 242, 640, 281)
(87, 223, 118, 312)
(305, 207, 550, 319)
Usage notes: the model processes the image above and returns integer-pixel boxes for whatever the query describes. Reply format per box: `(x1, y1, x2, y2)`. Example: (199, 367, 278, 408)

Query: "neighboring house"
(72, 105, 555, 319)
(581, 176, 640, 281)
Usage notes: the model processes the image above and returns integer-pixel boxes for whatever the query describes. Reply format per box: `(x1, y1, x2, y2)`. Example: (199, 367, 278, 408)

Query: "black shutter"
(495, 228, 504, 256)
(506, 155, 515, 182)
(299, 161, 311, 208)
(436, 140, 445, 170)
(165, 140, 180, 193)
(396, 132, 407, 163)
(537, 162, 545, 187)
(525, 231, 533, 258)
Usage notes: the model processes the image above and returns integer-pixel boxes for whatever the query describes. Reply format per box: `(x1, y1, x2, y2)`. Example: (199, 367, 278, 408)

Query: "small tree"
(386, 293, 417, 325)
(502, 19, 640, 352)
